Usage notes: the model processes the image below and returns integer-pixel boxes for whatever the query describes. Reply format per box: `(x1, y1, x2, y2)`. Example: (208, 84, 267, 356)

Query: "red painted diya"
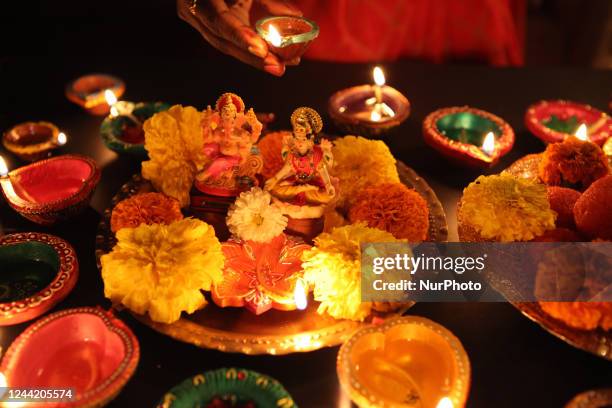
(0, 233, 78, 325)
(423, 106, 515, 168)
(0, 154, 101, 225)
(212, 234, 311, 315)
(3, 121, 65, 162)
(65, 73, 125, 116)
(525, 100, 612, 145)
(255, 16, 319, 61)
(0, 307, 139, 407)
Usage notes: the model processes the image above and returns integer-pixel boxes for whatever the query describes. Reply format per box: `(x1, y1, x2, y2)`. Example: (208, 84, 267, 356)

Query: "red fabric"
(296, 0, 525, 66)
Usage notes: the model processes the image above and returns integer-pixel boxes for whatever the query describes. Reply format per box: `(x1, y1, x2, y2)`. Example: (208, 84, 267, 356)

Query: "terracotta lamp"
(256, 16, 319, 61)
(423, 106, 514, 168)
(328, 67, 410, 138)
(525, 100, 612, 145)
(65, 73, 125, 116)
(0, 154, 100, 225)
(3, 121, 67, 162)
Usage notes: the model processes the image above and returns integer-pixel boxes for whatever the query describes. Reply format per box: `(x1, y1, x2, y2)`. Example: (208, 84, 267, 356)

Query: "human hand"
(178, 0, 302, 76)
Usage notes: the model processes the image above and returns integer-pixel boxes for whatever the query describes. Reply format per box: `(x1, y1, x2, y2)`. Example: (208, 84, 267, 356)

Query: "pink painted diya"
(65, 73, 125, 116)
(423, 106, 515, 168)
(0, 233, 78, 326)
(0, 154, 101, 225)
(525, 100, 612, 145)
(0, 307, 139, 407)
(256, 16, 319, 61)
(3, 121, 66, 162)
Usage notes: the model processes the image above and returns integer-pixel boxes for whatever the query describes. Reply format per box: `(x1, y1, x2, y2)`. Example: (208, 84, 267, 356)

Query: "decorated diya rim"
(525, 99, 612, 145)
(0, 307, 140, 408)
(158, 368, 296, 408)
(255, 15, 320, 48)
(1, 154, 101, 215)
(565, 388, 612, 408)
(337, 316, 471, 408)
(328, 84, 411, 137)
(100, 101, 170, 157)
(0, 232, 79, 325)
(2, 121, 62, 162)
(423, 106, 515, 168)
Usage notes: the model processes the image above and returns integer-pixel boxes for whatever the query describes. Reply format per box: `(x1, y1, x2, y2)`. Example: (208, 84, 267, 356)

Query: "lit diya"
(2, 121, 67, 162)
(65, 73, 125, 116)
(525, 100, 612, 145)
(100, 99, 170, 157)
(256, 16, 319, 61)
(328, 66, 410, 137)
(423, 106, 514, 168)
(0, 232, 78, 326)
(0, 154, 100, 225)
(0, 307, 139, 407)
(337, 316, 470, 408)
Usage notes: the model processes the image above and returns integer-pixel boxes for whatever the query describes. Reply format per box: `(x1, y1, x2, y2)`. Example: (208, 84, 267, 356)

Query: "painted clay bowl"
(337, 316, 470, 408)
(65, 73, 125, 116)
(2, 121, 62, 162)
(100, 101, 170, 157)
(0, 307, 139, 408)
(256, 16, 319, 61)
(0, 154, 100, 225)
(0, 233, 78, 325)
(423, 106, 514, 168)
(525, 100, 612, 145)
(157, 368, 296, 408)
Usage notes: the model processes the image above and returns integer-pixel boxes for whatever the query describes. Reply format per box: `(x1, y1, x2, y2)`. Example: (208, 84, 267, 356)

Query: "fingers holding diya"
(256, 16, 319, 61)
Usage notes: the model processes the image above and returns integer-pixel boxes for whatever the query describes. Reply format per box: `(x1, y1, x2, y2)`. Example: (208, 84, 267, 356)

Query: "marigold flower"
(111, 192, 183, 233)
(226, 187, 287, 243)
(258, 131, 289, 180)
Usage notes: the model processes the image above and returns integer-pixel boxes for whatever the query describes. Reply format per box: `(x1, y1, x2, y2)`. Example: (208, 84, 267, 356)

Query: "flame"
(436, 397, 453, 408)
(373, 66, 386, 87)
(370, 109, 382, 122)
(0, 156, 8, 177)
(104, 89, 117, 106)
(267, 24, 282, 47)
(575, 123, 588, 141)
(110, 105, 119, 117)
(294, 279, 308, 310)
(57, 132, 67, 146)
(482, 131, 495, 156)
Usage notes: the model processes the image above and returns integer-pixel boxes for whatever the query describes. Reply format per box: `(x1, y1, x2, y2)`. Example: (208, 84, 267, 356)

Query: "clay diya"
(0, 154, 101, 225)
(100, 101, 170, 157)
(337, 316, 470, 408)
(158, 368, 296, 408)
(329, 67, 410, 138)
(0, 233, 78, 325)
(0, 307, 139, 407)
(3, 121, 67, 162)
(525, 100, 612, 145)
(256, 16, 319, 61)
(423, 106, 514, 168)
(65, 73, 125, 116)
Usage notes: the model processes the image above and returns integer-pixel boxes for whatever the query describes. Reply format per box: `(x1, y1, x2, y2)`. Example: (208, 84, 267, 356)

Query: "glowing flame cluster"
(482, 131, 496, 156)
(104, 89, 119, 117)
(436, 397, 454, 408)
(57, 132, 67, 146)
(373, 66, 386, 87)
(267, 24, 282, 47)
(294, 279, 308, 310)
(0, 156, 8, 177)
(575, 123, 588, 141)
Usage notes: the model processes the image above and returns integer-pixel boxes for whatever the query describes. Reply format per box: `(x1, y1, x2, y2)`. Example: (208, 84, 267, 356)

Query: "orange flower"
(539, 136, 609, 190)
(348, 183, 429, 241)
(258, 131, 289, 180)
(111, 192, 183, 233)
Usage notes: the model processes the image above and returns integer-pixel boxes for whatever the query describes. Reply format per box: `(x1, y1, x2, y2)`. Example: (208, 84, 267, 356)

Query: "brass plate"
(95, 161, 447, 355)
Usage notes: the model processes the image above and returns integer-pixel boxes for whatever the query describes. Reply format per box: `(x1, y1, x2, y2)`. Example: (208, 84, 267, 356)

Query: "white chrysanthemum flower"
(227, 187, 288, 242)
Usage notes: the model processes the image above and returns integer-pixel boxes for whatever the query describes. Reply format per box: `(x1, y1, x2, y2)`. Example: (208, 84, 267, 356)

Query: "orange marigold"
(258, 130, 289, 180)
(539, 136, 609, 190)
(348, 183, 429, 241)
(111, 192, 183, 233)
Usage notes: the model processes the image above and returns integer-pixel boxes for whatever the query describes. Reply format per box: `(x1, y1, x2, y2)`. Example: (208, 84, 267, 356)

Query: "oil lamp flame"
(575, 123, 588, 141)
(370, 110, 382, 122)
(294, 279, 307, 310)
(0, 156, 8, 177)
(482, 131, 495, 156)
(436, 397, 453, 408)
(57, 132, 67, 146)
(373, 66, 386, 87)
(104, 89, 118, 106)
(267, 24, 282, 47)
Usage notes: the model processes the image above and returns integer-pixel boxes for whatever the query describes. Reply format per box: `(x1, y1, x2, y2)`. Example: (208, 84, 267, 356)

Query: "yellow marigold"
(111, 192, 183, 233)
(141, 105, 207, 207)
(331, 136, 399, 208)
(459, 174, 556, 242)
(101, 218, 224, 324)
(258, 130, 289, 180)
(301, 223, 402, 321)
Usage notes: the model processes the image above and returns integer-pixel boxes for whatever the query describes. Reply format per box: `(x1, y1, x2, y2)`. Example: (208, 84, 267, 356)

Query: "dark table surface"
(0, 55, 611, 408)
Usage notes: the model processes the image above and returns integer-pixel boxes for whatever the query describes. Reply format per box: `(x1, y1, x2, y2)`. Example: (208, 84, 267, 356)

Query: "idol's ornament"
(264, 107, 338, 240)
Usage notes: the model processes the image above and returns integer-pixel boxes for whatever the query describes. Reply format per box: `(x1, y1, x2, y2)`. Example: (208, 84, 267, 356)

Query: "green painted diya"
(100, 101, 170, 158)
(157, 368, 297, 408)
(423, 106, 514, 168)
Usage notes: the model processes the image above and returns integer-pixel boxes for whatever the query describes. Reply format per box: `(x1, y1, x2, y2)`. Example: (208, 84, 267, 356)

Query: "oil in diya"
(328, 66, 410, 137)
(256, 16, 319, 61)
